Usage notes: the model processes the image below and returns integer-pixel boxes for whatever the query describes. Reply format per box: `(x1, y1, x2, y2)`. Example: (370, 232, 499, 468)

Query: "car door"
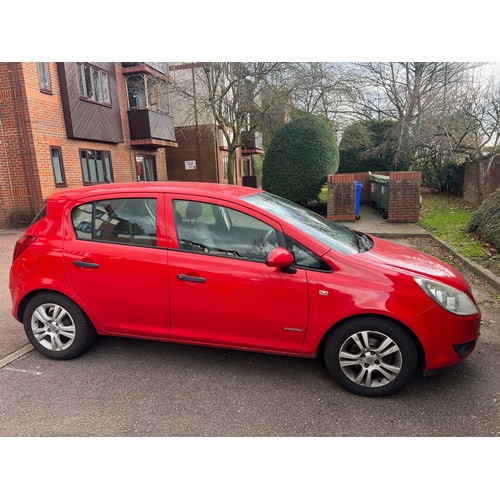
(167, 196, 309, 353)
(62, 195, 170, 339)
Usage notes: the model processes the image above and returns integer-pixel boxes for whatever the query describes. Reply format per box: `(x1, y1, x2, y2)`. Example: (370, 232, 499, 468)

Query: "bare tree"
(354, 62, 482, 167)
(171, 62, 283, 184)
(434, 75, 500, 196)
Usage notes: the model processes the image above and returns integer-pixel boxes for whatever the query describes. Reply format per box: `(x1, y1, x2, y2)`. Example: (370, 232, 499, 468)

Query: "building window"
(76, 63, 111, 105)
(223, 156, 228, 179)
(135, 155, 157, 181)
(37, 63, 52, 93)
(126, 74, 169, 113)
(80, 149, 113, 184)
(50, 147, 66, 187)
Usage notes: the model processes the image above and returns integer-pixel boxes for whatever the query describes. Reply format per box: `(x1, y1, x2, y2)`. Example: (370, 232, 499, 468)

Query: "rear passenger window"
(71, 198, 158, 246)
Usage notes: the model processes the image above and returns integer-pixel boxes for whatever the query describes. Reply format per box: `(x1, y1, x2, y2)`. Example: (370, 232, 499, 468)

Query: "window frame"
(37, 62, 52, 94)
(79, 149, 114, 185)
(76, 62, 112, 106)
(50, 146, 67, 187)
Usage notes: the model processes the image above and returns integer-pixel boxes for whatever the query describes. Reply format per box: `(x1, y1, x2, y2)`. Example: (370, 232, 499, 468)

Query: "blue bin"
(355, 181, 363, 220)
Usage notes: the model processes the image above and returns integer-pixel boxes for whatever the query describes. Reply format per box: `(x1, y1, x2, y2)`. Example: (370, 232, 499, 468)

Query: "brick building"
(168, 63, 264, 185)
(0, 62, 178, 228)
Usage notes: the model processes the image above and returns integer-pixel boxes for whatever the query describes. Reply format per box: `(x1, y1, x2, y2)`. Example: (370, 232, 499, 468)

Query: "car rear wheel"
(23, 292, 96, 360)
(324, 317, 418, 397)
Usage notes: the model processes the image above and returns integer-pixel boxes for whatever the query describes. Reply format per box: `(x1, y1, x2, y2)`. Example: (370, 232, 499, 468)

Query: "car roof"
(49, 182, 262, 203)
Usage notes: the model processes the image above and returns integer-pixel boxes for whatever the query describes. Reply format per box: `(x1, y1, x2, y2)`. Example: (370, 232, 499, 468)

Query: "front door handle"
(74, 260, 99, 269)
(177, 274, 206, 283)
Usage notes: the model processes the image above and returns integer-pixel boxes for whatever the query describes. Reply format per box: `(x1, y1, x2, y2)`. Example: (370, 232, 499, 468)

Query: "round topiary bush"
(262, 113, 338, 204)
(467, 188, 500, 249)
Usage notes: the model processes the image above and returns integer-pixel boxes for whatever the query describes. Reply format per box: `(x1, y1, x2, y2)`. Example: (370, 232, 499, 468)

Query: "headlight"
(414, 277, 478, 316)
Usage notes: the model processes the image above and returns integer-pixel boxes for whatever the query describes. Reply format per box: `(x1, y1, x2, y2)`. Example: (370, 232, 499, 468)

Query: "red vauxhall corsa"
(9, 182, 481, 396)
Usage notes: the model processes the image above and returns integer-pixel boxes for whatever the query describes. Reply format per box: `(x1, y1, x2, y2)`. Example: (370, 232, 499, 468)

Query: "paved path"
(344, 204, 428, 237)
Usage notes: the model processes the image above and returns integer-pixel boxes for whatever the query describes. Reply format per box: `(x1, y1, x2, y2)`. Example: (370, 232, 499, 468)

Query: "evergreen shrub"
(262, 114, 338, 203)
(467, 188, 500, 249)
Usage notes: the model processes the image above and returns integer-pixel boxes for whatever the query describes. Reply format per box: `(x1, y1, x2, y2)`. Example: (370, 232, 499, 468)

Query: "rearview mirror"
(266, 247, 294, 268)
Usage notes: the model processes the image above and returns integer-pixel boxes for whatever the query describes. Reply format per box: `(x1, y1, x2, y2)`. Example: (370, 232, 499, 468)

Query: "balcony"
(240, 130, 263, 153)
(128, 109, 177, 148)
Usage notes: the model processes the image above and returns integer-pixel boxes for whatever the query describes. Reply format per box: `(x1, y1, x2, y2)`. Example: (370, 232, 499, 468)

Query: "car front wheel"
(23, 292, 96, 360)
(324, 317, 418, 397)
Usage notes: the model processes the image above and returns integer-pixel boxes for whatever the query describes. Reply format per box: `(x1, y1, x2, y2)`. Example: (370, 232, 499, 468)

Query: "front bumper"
(408, 304, 481, 372)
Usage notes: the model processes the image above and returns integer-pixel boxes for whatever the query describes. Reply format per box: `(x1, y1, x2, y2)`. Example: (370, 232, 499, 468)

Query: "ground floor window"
(80, 149, 113, 184)
(50, 147, 66, 187)
(223, 156, 228, 179)
(135, 154, 157, 181)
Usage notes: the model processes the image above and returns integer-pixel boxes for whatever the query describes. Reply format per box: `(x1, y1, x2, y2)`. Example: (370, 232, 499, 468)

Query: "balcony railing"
(240, 130, 263, 152)
(128, 109, 176, 145)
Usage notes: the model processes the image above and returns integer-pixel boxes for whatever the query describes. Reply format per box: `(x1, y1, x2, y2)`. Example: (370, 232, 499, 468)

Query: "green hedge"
(262, 114, 338, 203)
(467, 188, 500, 249)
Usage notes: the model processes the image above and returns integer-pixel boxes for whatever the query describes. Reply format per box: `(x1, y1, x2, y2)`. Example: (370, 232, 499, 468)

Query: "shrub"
(467, 188, 500, 249)
(338, 119, 397, 173)
(421, 161, 460, 193)
(262, 114, 338, 203)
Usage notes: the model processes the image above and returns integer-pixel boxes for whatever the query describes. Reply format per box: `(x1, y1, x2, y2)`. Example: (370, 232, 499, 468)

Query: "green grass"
(419, 192, 487, 259)
(318, 186, 328, 203)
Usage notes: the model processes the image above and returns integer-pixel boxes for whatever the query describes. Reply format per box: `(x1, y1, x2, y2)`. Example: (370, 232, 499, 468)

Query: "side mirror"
(266, 247, 294, 268)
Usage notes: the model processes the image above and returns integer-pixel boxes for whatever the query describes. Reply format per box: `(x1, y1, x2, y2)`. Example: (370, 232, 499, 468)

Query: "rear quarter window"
(71, 198, 158, 246)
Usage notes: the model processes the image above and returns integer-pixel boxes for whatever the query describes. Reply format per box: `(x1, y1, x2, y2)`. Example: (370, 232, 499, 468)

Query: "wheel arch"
(17, 289, 97, 333)
(316, 313, 426, 375)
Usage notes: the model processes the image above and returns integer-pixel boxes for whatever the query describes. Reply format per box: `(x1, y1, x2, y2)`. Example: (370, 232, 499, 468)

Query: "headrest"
(186, 202, 203, 220)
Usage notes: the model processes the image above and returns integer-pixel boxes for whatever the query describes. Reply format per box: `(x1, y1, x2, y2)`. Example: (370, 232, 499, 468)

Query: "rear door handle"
(177, 274, 206, 283)
(74, 260, 99, 269)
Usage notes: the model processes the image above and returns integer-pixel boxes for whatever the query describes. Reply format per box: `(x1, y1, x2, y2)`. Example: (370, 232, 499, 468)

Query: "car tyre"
(23, 292, 97, 360)
(324, 317, 418, 397)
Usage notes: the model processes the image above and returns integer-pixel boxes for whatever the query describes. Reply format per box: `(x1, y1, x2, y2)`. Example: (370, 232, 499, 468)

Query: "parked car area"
(9, 182, 481, 396)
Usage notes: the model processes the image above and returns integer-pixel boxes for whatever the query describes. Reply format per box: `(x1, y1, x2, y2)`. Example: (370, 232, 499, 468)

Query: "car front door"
(167, 197, 309, 353)
(62, 195, 170, 339)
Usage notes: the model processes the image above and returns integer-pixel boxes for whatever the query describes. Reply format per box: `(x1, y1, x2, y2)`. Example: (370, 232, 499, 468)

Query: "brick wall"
(0, 62, 40, 227)
(327, 173, 356, 221)
(167, 125, 218, 182)
(387, 171, 421, 222)
(327, 171, 421, 223)
(463, 159, 500, 205)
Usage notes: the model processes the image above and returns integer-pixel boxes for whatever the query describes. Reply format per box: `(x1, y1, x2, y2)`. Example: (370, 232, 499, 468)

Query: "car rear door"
(62, 194, 170, 339)
(166, 196, 309, 353)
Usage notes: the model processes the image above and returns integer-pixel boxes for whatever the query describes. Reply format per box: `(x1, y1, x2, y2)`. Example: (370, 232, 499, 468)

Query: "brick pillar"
(327, 173, 356, 221)
(388, 171, 422, 222)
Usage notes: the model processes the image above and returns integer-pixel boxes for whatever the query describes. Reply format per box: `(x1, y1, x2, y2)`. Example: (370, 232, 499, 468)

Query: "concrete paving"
(344, 204, 428, 237)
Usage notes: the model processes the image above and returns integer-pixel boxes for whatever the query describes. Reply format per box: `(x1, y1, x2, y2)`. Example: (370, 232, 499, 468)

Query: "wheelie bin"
(355, 181, 363, 220)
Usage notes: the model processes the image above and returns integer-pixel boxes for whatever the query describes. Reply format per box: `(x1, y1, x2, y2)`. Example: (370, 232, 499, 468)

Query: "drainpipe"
(12, 62, 37, 216)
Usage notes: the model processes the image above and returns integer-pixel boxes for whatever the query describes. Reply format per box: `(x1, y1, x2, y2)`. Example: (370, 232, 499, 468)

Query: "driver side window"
(173, 200, 278, 263)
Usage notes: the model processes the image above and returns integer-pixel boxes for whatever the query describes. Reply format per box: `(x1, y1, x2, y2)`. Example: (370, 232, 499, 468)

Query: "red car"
(9, 182, 481, 396)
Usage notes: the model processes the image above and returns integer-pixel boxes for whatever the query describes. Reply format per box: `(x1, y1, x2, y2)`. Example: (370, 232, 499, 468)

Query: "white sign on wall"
(185, 160, 196, 170)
